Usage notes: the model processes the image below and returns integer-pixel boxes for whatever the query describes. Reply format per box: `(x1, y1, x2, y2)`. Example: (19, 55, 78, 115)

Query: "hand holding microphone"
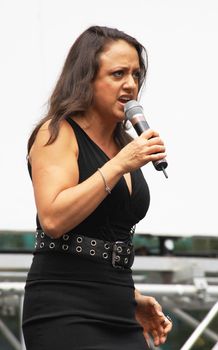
(124, 100, 168, 178)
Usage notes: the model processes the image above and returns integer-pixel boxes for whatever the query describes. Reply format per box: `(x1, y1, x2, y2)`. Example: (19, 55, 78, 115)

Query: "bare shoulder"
(29, 118, 78, 162)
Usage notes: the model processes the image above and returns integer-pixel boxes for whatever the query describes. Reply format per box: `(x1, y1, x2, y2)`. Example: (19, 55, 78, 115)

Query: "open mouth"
(118, 96, 132, 105)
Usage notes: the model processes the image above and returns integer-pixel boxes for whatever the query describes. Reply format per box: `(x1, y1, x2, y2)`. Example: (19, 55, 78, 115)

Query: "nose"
(123, 74, 137, 91)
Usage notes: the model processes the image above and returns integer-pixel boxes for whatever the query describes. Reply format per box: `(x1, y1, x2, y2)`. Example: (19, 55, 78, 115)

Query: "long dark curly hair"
(27, 26, 148, 153)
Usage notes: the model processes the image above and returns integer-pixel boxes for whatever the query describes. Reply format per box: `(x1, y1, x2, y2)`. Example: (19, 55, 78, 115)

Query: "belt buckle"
(112, 241, 125, 269)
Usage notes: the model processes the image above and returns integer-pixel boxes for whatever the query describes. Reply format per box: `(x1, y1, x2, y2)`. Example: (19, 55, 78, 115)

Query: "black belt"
(35, 230, 134, 269)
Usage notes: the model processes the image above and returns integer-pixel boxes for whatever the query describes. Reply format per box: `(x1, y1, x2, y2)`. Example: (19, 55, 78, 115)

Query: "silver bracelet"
(97, 168, 111, 195)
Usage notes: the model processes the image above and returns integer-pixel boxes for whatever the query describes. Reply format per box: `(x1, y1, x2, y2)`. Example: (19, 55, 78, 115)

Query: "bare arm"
(30, 120, 166, 238)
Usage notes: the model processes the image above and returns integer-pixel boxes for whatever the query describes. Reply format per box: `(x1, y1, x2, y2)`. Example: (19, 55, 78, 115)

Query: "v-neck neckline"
(68, 117, 134, 197)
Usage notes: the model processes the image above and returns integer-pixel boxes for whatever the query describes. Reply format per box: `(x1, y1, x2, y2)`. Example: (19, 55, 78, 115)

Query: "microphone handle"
(134, 120, 168, 172)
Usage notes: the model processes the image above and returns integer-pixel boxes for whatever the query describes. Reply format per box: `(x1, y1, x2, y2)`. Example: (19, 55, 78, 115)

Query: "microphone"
(124, 100, 168, 178)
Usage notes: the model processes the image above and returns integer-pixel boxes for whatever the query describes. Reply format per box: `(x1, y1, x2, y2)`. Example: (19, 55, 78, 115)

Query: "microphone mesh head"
(124, 100, 144, 121)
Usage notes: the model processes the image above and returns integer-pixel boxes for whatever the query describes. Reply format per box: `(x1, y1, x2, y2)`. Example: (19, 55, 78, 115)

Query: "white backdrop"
(0, 0, 218, 236)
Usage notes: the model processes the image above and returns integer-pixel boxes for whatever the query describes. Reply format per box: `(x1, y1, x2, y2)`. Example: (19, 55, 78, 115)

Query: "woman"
(22, 26, 172, 349)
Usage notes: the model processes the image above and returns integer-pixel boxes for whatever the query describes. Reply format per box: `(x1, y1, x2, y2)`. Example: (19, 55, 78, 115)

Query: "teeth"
(119, 97, 130, 101)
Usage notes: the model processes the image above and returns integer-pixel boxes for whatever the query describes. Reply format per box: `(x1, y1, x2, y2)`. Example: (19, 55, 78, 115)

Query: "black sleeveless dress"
(22, 118, 150, 350)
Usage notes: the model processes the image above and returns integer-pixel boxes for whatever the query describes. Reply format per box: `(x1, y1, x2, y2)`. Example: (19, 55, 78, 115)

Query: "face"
(91, 40, 141, 123)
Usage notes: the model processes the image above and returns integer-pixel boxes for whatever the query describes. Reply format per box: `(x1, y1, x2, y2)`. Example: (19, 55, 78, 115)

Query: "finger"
(166, 315, 173, 324)
(148, 151, 167, 163)
(140, 129, 159, 140)
(160, 334, 168, 344)
(152, 329, 161, 346)
(146, 145, 166, 156)
(152, 331, 167, 346)
(160, 316, 173, 338)
(163, 315, 173, 327)
(146, 136, 164, 147)
(163, 320, 173, 333)
(154, 326, 168, 345)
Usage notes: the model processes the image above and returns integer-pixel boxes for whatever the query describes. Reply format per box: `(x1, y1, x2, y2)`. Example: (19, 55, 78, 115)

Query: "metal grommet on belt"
(62, 244, 69, 251)
(127, 248, 131, 254)
(90, 249, 95, 256)
(91, 240, 97, 246)
(63, 234, 69, 241)
(117, 246, 122, 253)
(103, 252, 108, 259)
(76, 246, 82, 253)
(40, 232, 45, 238)
(49, 242, 55, 249)
(124, 257, 128, 264)
(40, 242, 44, 248)
(77, 236, 83, 243)
(104, 243, 110, 250)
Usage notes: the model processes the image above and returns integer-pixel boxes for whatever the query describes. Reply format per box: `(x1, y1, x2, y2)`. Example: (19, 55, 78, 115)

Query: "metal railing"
(0, 253, 218, 350)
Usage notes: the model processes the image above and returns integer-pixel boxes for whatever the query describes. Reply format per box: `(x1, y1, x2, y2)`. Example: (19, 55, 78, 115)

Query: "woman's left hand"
(135, 290, 173, 347)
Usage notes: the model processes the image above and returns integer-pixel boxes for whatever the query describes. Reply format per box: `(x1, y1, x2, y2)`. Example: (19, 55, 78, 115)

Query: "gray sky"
(1, 0, 218, 236)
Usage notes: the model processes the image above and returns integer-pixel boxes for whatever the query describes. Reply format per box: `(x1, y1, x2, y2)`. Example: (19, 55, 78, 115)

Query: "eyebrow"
(109, 65, 141, 71)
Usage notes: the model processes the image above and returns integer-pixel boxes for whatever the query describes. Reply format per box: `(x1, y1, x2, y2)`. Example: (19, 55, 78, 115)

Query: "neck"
(72, 112, 119, 157)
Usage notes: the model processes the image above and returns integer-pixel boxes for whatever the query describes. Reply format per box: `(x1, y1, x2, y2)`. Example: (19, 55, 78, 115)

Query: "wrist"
(135, 289, 143, 305)
(108, 156, 126, 176)
(97, 168, 111, 195)
(97, 159, 125, 195)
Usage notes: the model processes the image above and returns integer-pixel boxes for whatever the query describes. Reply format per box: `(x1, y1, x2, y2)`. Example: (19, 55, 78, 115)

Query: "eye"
(112, 70, 124, 78)
(133, 70, 141, 80)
